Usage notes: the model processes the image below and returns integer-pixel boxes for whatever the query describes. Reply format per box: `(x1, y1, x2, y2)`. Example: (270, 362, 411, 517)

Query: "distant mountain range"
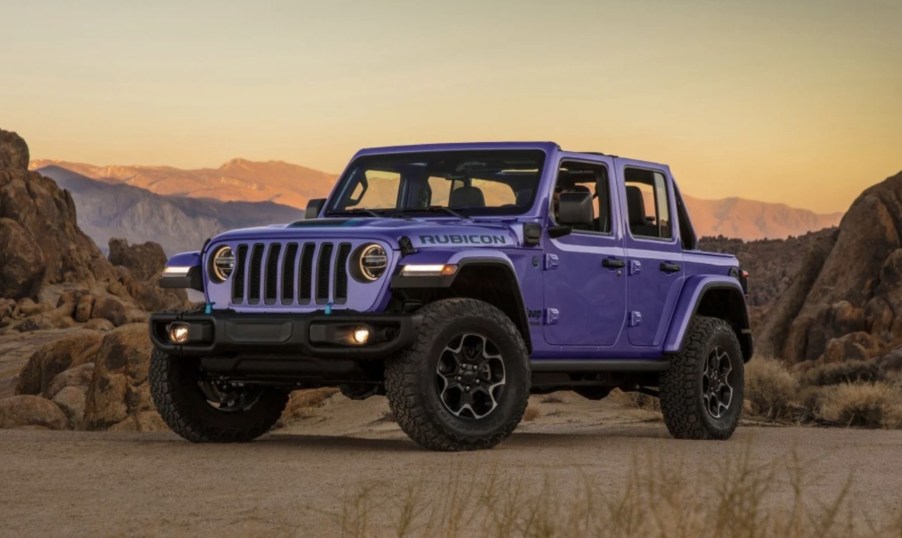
(31, 158, 842, 245)
(31, 158, 336, 209)
(36, 165, 303, 255)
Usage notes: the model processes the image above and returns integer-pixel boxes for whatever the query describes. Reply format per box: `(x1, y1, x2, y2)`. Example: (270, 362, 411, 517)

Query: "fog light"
(168, 322, 190, 344)
(351, 327, 370, 345)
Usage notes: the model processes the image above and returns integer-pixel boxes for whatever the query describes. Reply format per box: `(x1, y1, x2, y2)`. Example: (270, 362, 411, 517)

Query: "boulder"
(91, 295, 128, 327)
(52, 386, 88, 428)
(0, 395, 67, 430)
(83, 324, 165, 431)
(108, 238, 168, 281)
(15, 332, 103, 396)
(75, 293, 95, 323)
(46, 362, 95, 400)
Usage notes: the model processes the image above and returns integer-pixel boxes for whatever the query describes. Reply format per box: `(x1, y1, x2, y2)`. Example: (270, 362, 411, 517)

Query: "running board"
(530, 359, 670, 373)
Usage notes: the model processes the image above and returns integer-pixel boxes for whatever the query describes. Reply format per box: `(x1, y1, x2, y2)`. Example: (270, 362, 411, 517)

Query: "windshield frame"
(324, 149, 549, 218)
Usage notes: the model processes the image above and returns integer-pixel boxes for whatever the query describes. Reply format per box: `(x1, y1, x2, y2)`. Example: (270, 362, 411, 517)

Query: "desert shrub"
(744, 357, 798, 420)
(801, 360, 884, 387)
(817, 382, 902, 428)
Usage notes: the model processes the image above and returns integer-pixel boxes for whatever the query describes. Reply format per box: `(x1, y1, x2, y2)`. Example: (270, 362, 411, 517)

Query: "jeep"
(149, 142, 752, 450)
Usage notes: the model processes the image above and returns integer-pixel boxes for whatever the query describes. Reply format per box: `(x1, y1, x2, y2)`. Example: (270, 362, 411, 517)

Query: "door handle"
(660, 262, 681, 273)
(603, 258, 626, 269)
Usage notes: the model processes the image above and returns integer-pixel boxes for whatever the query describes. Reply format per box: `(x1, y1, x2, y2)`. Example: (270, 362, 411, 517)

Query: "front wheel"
(149, 349, 289, 442)
(659, 316, 744, 440)
(385, 298, 530, 451)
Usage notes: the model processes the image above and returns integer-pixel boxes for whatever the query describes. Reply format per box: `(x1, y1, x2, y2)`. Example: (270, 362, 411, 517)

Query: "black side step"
(530, 360, 669, 373)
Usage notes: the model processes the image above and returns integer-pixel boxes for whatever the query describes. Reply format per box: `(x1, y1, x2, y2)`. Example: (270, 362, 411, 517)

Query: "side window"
(624, 168, 672, 239)
(552, 161, 612, 233)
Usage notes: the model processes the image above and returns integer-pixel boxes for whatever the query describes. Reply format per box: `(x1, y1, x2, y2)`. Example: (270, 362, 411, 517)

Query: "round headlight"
(210, 245, 235, 282)
(353, 244, 388, 282)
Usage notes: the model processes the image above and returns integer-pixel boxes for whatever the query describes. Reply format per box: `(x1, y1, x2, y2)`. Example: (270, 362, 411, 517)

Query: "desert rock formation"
(757, 171, 902, 369)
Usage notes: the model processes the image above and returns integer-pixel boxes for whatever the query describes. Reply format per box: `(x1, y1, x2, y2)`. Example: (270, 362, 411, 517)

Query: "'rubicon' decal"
(419, 234, 507, 245)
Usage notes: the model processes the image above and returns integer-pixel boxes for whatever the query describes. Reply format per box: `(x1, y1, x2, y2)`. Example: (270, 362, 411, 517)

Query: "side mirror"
(305, 198, 326, 219)
(558, 191, 594, 226)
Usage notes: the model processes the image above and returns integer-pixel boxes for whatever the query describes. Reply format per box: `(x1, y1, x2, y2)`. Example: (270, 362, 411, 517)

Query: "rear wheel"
(149, 349, 288, 442)
(659, 316, 744, 440)
(385, 298, 530, 451)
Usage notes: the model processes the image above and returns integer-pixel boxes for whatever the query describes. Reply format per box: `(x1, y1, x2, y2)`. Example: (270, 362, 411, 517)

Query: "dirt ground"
(1, 392, 901, 537)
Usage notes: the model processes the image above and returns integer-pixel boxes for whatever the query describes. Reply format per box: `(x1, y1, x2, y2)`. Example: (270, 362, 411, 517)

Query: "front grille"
(229, 241, 352, 306)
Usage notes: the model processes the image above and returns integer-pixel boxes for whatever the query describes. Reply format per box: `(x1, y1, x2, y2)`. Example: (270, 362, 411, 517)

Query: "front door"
(543, 158, 627, 347)
(615, 160, 685, 347)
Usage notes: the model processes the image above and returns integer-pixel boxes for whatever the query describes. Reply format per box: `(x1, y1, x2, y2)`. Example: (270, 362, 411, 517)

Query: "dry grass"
(817, 382, 902, 428)
(321, 445, 901, 537)
(801, 360, 885, 387)
(744, 357, 798, 420)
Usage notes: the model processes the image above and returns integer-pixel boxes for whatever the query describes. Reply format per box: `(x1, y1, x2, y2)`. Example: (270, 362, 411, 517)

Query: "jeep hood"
(209, 218, 522, 249)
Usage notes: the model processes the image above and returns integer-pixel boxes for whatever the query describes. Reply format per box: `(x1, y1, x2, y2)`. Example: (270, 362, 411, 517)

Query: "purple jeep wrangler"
(150, 142, 752, 450)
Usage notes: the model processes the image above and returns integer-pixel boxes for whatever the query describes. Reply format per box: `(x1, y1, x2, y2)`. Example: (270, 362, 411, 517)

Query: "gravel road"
(2, 394, 900, 537)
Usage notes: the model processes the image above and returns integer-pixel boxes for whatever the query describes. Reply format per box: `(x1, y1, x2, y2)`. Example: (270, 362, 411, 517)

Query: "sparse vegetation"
(818, 382, 902, 428)
(745, 357, 799, 420)
(322, 446, 901, 537)
(801, 360, 885, 387)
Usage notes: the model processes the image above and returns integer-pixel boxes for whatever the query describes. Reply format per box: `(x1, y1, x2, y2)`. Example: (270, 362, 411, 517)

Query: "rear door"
(543, 156, 627, 347)
(614, 159, 685, 347)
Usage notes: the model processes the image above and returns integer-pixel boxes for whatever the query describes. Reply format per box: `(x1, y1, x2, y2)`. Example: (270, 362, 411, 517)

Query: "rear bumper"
(149, 310, 420, 360)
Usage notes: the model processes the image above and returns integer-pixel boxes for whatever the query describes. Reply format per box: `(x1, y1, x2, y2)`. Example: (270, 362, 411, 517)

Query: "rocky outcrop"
(109, 239, 168, 281)
(0, 129, 187, 334)
(757, 171, 902, 363)
(0, 130, 116, 298)
(83, 324, 166, 432)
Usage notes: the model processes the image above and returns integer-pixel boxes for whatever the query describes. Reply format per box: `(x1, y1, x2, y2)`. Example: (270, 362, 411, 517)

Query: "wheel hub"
(435, 333, 506, 420)
(701, 346, 734, 419)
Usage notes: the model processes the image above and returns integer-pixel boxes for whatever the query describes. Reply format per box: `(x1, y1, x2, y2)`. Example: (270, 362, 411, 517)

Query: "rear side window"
(624, 168, 672, 240)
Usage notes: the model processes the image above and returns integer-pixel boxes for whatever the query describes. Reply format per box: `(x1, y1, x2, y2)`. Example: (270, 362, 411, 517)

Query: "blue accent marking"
(325, 303, 332, 315)
(204, 302, 215, 315)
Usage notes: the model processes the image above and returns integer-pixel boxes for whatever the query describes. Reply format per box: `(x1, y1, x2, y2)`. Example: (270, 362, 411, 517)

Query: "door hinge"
(629, 311, 642, 327)
(544, 254, 559, 270)
(545, 308, 560, 325)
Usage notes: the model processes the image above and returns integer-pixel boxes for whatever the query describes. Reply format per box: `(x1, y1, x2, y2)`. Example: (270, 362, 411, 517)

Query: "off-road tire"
(149, 349, 289, 442)
(659, 316, 744, 440)
(385, 298, 530, 451)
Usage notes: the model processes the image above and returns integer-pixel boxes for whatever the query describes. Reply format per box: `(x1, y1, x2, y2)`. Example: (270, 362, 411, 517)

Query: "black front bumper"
(149, 310, 420, 360)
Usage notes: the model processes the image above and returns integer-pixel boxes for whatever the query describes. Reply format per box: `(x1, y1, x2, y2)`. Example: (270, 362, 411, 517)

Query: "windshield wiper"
(396, 206, 467, 219)
(330, 208, 381, 218)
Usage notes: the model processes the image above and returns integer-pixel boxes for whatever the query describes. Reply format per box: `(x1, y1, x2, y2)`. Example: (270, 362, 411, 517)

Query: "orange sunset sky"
(1, 0, 900, 213)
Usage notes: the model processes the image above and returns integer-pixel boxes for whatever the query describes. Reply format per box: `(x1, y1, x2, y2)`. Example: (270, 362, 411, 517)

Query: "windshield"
(326, 150, 546, 217)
